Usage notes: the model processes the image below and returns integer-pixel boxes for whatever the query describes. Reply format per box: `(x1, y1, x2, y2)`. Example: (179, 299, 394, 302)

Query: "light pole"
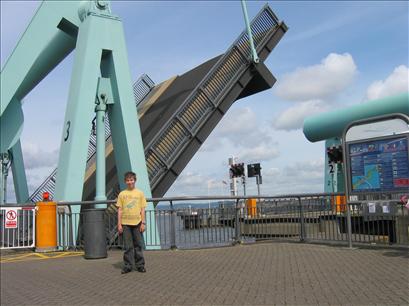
(207, 180, 211, 212)
(221, 180, 228, 206)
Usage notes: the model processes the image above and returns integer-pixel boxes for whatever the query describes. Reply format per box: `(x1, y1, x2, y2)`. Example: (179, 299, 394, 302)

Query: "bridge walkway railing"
(4, 192, 408, 250)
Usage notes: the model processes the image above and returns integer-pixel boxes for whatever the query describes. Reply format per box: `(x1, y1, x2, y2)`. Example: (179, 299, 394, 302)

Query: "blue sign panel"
(349, 136, 409, 193)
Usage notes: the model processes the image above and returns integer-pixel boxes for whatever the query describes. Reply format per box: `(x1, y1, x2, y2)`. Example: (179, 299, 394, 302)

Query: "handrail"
(2, 192, 345, 207)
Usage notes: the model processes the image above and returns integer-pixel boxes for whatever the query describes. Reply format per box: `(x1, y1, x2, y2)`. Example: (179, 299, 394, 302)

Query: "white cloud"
(5, 167, 56, 203)
(366, 65, 409, 100)
(207, 179, 227, 189)
(216, 107, 267, 147)
(200, 106, 281, 162)
(175, 171, 207, 188)
(258, 158, 325, 195)
(213, 107, 276, 147)
(273, 100, 329, 131)
(272, 53, 357, 132)
(200, 109, 252, 152)
(199, 107, 259, 153)
(217, 107, 257, 136)
(282, 158, 324, 180)
(199, 136, 224, 153)
(239, 145, 280, 163)
(22, 143, 58, 170)
(263, 167, 280, 177)
(236, 159, 325, 196)
(166, 171, 230, 197)
(274, 53, 357, 102)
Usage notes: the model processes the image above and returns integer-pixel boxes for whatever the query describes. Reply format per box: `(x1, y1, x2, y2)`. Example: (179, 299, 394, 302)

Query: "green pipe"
(240, 0, 259, 63)
(0, 154, 6, 204)
(94, 96, 107, 209)
(303, 92, 409, 142)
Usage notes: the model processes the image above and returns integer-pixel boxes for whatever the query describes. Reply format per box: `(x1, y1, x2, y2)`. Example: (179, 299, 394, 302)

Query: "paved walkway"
(1, 242, 408, 305)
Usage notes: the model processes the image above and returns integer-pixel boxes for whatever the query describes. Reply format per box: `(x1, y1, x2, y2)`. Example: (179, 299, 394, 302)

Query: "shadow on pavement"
(112, 261, 123, 270)
(382, 250, 409, 259)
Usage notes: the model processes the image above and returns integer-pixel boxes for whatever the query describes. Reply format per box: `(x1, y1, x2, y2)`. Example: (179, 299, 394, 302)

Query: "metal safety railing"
(2, 192, 408, 250)
(103, 204, 238, 250)
(133, 74, 155, 107)
(239, 196, 409, 246)
(347, 201, 409, 245)
(25, 192, 408, 250)
(0, 206, 35, 249)
(28, 74, 155, 203)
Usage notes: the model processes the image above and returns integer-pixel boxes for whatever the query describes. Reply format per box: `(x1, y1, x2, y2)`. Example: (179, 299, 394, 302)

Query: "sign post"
(342, 114, 409, 248)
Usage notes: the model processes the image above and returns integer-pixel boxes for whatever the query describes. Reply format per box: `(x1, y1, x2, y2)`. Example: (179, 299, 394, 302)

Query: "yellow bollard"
(335, 195, 346, 213)
(36, 201, 57, 252)
(246, 199, 257, 217)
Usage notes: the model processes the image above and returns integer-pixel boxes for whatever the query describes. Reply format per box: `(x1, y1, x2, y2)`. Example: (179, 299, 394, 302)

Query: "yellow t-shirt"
(116, 188, 147, 225)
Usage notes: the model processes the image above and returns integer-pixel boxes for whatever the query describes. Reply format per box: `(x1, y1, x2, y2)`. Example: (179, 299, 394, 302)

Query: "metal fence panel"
(172, 207, 236, 249)
(3, 193, 407, 251)
(53, 197, 409, 250)
(0, 207, 35, 249)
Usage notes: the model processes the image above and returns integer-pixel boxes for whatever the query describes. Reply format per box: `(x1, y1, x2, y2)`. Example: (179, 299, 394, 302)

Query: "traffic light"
(230, 163, 245, 178)
(254, 163, 261, 176)
(237, 163, 245, 177)
(247, 163, 261, 177)
(327, 146, 343, 164)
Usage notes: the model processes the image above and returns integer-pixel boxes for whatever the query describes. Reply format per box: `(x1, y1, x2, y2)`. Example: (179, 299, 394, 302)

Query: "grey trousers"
(123, 223, 145, 270)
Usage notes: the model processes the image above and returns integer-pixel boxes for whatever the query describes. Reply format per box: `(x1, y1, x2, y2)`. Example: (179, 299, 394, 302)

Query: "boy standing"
(116, 171, 147, 274)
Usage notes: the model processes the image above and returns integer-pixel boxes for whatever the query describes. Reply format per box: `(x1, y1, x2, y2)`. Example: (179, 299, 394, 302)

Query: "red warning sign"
(5, 209, 18, 229)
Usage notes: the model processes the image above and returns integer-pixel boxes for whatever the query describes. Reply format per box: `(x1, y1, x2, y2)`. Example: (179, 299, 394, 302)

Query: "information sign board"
(348, 135, 409, 193)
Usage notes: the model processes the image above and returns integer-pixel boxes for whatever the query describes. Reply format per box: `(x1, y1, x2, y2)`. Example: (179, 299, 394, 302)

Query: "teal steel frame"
(0, 1, 160, 248)
(324, 137, 344, 194)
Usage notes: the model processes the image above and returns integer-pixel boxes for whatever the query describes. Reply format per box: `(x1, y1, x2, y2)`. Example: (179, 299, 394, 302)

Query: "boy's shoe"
(136, 267, 146, 273)
(121, 268, 132, 274)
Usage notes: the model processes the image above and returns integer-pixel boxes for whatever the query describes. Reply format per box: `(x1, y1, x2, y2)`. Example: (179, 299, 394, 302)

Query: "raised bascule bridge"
(30, 4, 287, 203)
(0, 1, 288, 248)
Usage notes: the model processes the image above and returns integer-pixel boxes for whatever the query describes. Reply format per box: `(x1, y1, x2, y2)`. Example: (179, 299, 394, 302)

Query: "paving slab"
(1, 242, 408, 305)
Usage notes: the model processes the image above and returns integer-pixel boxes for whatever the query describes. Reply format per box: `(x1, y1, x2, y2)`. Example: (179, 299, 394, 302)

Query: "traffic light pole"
(228, 156, 238, 196)
(242, 176, 246, 196)
(231, 179, 238, 196)
(256, 175, 261, 196)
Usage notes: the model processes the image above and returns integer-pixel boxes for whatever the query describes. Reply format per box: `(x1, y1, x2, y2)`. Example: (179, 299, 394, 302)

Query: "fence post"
(62, 211, 66, 250)
(68, 212, 73, 250)
(235, 199, 241, 244)
(298, 197, 305, 242)
(346, 202, 353, 248)
(170, 201, 177, 250)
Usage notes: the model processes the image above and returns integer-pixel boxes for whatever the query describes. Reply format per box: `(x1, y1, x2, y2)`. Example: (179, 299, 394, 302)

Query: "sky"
(1, 0, 408, 201)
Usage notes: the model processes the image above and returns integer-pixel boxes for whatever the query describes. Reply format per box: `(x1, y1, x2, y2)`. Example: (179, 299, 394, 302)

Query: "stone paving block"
(1, 242, 408, 305)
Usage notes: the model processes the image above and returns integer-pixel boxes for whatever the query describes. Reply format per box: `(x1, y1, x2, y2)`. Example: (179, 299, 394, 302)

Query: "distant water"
(147, 208, 243, 249)
(156, 201, 235, 210)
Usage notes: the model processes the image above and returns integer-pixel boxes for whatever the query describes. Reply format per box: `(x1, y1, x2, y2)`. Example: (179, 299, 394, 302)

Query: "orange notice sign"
(5, 209, 18, 229)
